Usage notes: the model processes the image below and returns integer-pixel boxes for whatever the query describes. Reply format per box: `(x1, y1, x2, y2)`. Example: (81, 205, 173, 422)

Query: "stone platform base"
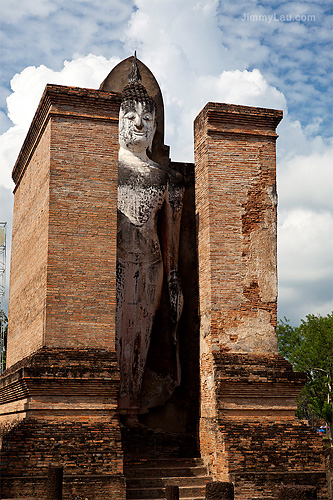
(200, 352, 328, 499)
(1, 473, 125, 500)
(0, 348, 125, 500)
(232, 457, 328, 500)
(1, 418, 125, 499)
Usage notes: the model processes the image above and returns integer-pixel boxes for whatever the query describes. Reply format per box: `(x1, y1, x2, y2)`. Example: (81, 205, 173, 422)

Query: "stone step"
(124, 458, 207, 480)
(121, 429, 199, 460)
(127, 485, 206, 499)
(124, 457, 204, 468)
(125, 457, 210, 500)
(128, 475, 209, 488)
(125, 465, 208, 479)
(128, 498, 205, 500)
(124, 466, 207, 479)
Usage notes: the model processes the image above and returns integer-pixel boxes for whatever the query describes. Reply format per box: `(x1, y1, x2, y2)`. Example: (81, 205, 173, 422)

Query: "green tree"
(277, 312, 333, 440)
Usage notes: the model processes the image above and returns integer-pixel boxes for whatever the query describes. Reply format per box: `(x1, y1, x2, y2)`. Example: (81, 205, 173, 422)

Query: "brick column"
(7, 85, 120, 366)
(194, 103, 327, 498)
(194, 105, 283, 472)
(0, 85, 126, 500)
(194, 102, 282, 356)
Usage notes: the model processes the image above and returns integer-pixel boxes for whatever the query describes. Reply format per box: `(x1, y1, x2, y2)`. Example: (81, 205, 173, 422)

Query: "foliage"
(276, 312, 333, 439)
(0, 310, 8, 372)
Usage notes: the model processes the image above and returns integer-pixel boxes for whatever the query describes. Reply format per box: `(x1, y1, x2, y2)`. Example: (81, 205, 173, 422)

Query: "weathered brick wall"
(217, 356, 326, 498)
(198, 352, 328, 498)
(46, 113, 117, 350)
(194, 103, 327, 499)
(1, 85, 125, 499)
(1, 418, 125, 499)
(0, 347, 120, 422)
(7, 122, 51, 366)
(234, 472, 326, 500)
(0, 347, 125, 499)
(195, 103, 283, 484)
(326, 448, 333, 500)
(7, 85, 120, 367)
(194, 102, 282, 356)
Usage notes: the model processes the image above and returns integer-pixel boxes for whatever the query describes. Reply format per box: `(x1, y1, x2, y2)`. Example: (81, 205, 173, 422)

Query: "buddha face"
(119, 101, 156, 154)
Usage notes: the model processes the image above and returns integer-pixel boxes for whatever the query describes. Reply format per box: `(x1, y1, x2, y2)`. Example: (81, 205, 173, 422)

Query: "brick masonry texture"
(7, 85, 120, 367)
(1, 418, 125, 499)
(326, 448, 333, 499)
(194, 102, 282, 356)
(0, 347, 119, 420)
(8, 121, 51, 366)
(194, 103, 327, 499)
(198, 352, 328, 498)
(0, 347, 125, 499)
(1, 89, 330, 499)
(1, 85, 125, 499)
(217, 356, 327, 498)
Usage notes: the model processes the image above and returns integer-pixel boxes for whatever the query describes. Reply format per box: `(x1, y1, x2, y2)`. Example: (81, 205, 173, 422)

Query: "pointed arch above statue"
(100, 55, 170, 166)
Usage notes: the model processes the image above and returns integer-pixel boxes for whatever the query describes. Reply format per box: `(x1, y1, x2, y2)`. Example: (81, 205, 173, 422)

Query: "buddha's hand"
(168, 270, 184, 324)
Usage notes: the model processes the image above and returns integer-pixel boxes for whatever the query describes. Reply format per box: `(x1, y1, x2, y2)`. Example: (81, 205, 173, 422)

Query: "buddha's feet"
(124, 414, 146, 429)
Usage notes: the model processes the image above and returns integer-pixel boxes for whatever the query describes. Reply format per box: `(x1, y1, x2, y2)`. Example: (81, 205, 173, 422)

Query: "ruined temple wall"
(7, 122, 51, 367)
(0, 349, 124, 500)
(6, 85, 121, 367)
(46, 113, 117, 350)
(194, 103, 327, 498)
(194, 102, 283, 480)
(1, 85, 126, 500)
(194, 102, 282, 356)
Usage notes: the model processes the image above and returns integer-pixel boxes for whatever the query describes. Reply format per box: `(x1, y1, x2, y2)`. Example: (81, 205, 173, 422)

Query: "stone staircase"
(124, 457, 211, 500)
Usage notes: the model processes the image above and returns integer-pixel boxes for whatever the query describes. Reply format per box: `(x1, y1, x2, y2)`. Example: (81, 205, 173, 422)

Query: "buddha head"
(119, 53, 157, 155)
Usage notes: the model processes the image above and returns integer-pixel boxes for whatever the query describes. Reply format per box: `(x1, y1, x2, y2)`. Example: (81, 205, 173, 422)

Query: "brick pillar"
(278, 484, 317, 499)
(165, 485, 180, 500)
(194, 104, 283, 478)
(194, 103, 327, 498)
(45, 465, 63, 499)
(194, 102, 282, 356)
(0, 85, 126, 499)
(7, 85, 120, 366)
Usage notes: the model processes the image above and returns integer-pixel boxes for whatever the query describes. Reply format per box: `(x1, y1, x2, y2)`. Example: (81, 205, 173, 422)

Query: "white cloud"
(278, 147, 333, 213)
(277, 115, 330, 161)
(0, 125, 25, 189)
(0, 55, 120, 190)
(0, 110, 12, 136)
(194, 68, 286, 110)
(0, 0, 332, 325)
(164, 67, 287, 162)
(0, 0, 58, 23)
(7, 55, 121, 130)
(278, 209, 333, 323)
(278, 209, 333, 281)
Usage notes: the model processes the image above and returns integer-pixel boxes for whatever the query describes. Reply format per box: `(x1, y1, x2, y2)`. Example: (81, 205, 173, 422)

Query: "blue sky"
(0, 0, 332, 324)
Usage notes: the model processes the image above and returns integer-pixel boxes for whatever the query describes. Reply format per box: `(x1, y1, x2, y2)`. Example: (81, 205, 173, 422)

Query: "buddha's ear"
(148, 119, 157, 153)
